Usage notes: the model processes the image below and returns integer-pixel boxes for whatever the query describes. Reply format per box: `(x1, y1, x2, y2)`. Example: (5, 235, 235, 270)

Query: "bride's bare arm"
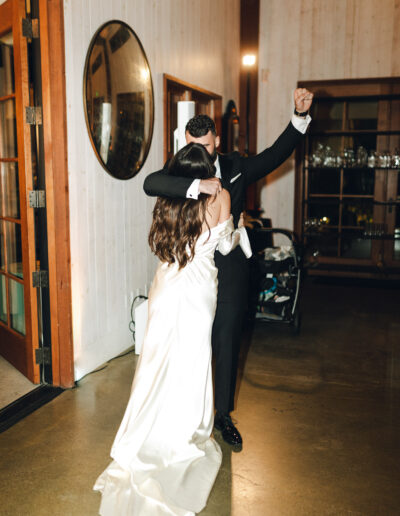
(203, 188, 231, 231)
(218, 189, 231, 223)
(216, 192, 252, 258)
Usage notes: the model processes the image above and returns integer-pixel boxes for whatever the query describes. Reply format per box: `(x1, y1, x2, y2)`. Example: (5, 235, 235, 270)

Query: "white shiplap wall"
(258, 0, 400, 232)
(64, 0, 240, 380)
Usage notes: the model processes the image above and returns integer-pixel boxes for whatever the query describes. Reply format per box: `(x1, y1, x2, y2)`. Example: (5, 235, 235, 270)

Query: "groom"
(143, 88, 313, 449)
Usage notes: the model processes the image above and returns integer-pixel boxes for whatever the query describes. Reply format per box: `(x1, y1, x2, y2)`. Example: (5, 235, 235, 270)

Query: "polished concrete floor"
(0, 278, 399, 515)
(0, 355, 36, 410)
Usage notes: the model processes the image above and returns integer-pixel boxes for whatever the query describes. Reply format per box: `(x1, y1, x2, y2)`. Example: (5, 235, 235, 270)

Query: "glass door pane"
(308, 199, 340, 226)
(9, 278, 25, 335)
(5, 221, 23, 278)
(385, 170, 400, 263)
(0, 32, 26, 337)
(342, 199, 373, 227)
(0, 274, 6, 323)
(311, 101, 344, 132)
(395, 172, 400, 260)
(0, 39, 15, 96)
(0, 99, 17, 157)
(0, 221, 4, 271)
(347, 101, 378, 130)
(343, 169, 375, 196)
(340, 230, 372, 259)
(309, 168, 340, 195)
(0, 162, 20, 218)
(394, 211, 400, 260)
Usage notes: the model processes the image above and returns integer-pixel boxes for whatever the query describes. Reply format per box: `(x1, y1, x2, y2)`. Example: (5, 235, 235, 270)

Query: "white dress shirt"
(186, 114, 311, 199)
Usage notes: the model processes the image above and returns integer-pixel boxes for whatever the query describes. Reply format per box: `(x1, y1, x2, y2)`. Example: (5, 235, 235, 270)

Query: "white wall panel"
(63, 0, 240, 380)
(258, 0, 400, 232)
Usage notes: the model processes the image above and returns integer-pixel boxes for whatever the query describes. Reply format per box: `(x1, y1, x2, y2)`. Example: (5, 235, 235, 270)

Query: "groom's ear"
(215, 135, 220, 149)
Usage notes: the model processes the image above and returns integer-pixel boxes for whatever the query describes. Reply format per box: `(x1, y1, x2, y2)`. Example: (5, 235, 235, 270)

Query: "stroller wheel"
(291, 310, 301, 335)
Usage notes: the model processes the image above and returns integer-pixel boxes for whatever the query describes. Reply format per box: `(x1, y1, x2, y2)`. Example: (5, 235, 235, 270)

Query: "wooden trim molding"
(13, 0, 39, 382)
(0, 0, 12, 36)
(239, 0, 260, 210)
(298, 77, 400, 98)
(163, 74, 223, 100)
(39, 0, 74, 387)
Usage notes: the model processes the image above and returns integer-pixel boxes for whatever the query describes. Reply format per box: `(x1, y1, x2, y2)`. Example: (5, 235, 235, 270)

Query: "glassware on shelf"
(343, 148, 355, 168)
(310, 143, 324, 168)
(335, 154, 343, 167)
(367, 150, 377, 168)
(308, 144, 400, 169)
(322, 145, 336, 167)
(378, 150, 391, 168)
(363, 222, 387, 237)
(304, 217, 330, 232)
(342, 148, 349, 167)
(385, 150, 392, 168)
(356, 146, 368, 167)
(392, 149, 400, 168)
(304, 218, 322, 231)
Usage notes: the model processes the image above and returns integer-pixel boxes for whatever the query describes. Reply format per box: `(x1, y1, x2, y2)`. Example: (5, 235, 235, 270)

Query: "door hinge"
(25, 106, 42, 125)
(35, 347, 51, 365)
(29, 190, 46, 208)
(22, 18, 39, 39)
(32, 270, 49, 288)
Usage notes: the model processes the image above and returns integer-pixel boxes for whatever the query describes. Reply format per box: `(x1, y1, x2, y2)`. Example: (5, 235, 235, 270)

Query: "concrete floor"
(0, 278, 399, 515)
(0, 355, 36, 409)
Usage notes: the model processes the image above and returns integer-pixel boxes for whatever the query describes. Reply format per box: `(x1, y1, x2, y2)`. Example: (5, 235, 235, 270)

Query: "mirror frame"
(83, 20, 154, 180)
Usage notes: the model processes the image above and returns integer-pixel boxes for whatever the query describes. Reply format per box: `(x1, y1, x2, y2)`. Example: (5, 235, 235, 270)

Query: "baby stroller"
(248, 226, 302, 335)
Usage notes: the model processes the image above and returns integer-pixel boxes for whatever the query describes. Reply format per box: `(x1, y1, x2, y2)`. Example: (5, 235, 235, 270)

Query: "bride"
(94, 143, 251, 515)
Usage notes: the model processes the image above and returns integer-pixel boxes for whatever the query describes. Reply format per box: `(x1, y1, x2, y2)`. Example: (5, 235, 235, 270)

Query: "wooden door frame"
(0, 0, 74, 387)
(163, 74, 222, 163)
(0, 0, 39, 382)
(38, 0, 74, 388)
(239, 0, 260, 211)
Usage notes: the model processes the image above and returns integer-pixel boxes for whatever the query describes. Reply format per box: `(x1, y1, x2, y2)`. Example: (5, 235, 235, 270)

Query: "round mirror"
(83, 21, 154, 180)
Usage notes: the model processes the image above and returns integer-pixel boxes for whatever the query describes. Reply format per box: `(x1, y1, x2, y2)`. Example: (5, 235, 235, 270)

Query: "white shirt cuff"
(291, 113, 312, 134)
(186, 179, 201, 199)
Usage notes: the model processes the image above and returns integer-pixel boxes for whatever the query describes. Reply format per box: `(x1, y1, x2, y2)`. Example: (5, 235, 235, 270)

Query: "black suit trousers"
(212, 246, 249, 413)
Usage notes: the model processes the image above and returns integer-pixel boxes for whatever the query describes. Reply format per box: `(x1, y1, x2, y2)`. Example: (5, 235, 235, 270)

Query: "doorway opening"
(0, 0, 73, 428)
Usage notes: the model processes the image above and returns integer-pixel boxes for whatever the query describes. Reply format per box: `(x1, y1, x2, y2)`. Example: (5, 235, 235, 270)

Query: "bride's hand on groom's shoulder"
(199, 177, 222, 196)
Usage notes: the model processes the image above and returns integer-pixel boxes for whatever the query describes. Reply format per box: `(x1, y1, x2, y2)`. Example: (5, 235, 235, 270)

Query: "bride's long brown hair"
(149, 143, 216, 268)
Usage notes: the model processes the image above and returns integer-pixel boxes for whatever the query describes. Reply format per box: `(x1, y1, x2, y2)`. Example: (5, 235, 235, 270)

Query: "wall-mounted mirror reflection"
(84, 21, 154, 179)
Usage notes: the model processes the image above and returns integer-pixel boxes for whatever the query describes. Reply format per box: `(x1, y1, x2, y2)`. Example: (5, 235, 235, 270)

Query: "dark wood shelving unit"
(295, 78, 400, 278)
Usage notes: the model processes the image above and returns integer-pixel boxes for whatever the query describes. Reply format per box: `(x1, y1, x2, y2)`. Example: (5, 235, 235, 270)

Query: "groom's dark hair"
(185, 114, 217, 137)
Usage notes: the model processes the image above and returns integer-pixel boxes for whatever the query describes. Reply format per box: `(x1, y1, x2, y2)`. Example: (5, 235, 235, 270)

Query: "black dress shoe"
(214, 412, 243, 450)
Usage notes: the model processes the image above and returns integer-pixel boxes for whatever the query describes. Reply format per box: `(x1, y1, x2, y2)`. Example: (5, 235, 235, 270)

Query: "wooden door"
(0, 0, 40, 383)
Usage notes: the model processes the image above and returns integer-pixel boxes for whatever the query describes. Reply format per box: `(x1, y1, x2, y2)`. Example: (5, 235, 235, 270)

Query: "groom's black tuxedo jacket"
(144, 122, 303, 226)
(143, 121, 305, 301)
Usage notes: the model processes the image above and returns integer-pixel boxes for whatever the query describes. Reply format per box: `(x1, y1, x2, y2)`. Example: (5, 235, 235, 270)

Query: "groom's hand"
(199, 178, 222, 196)
(294, 88, 313, 113)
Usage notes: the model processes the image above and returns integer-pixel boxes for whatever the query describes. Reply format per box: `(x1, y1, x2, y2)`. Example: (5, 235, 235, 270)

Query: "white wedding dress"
(94, 216, 251, 515)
